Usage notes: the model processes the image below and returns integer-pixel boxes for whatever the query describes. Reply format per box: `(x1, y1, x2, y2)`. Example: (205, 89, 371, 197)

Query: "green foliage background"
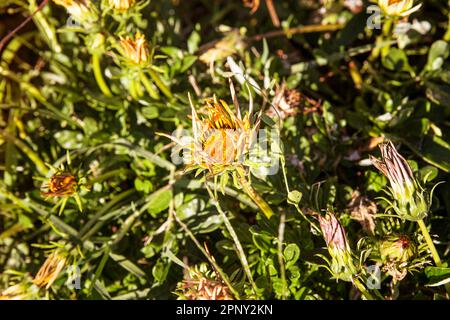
(1, 0, 450, 300)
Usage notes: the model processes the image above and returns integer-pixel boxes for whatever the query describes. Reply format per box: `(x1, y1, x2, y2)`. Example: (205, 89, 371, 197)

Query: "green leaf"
(425, 40, 449, 72)
(425, 266, 450, 287)
(382, 48, 412, 73)
(287, 190, 302, 205)
(146, 188, 173, 216)
(54, 130, 84, 149)
(283, 243, 300, 269)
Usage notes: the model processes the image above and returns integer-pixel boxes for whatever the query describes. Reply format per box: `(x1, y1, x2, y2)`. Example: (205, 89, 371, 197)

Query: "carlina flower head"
(40, 152, 87, 215)
(52, 0, 99, 26)
(109, 0, 135, 11)
(159, 80, 274, 219)
(119, 32, 151, 65)
(318, 212, 357, 282)
(32, 250, 68, 290)
(175, 263, 233, 300)
(377, 0, 422, 17)
(160, 80, 256, 178)
(369, 140, 428, 221)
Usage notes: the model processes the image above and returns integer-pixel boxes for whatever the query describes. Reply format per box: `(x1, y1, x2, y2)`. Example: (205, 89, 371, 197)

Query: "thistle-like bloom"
(163, 90, 255, 177)
(377, 0, 422, 17)
(109, 0, 135, 11)
(370, 140, 428, 221)
(176, 263, 233, 300)
(52, 0, 99, 25)
(119, 32, 150, 65)
(32, 250, 67, 289)
(318, 213, 357, 282)
(41, 171, 78, 198)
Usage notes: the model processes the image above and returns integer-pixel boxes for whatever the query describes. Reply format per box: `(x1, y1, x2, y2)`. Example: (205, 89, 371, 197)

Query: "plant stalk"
(92, 52, 112, 96)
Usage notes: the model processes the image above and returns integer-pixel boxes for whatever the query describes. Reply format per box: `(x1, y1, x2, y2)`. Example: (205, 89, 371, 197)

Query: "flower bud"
(318, 213, 357, 282)
(370, 140, 429, 221)
(379, 234, 416, 264)
(119, 32, 150, 65)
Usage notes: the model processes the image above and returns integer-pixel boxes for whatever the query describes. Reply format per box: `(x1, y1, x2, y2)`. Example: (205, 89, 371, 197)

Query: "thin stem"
(148, 69, 173, 99)
(92, 52, 112, 97)
(139, 72, 160, 100)
(353, 277, 375, 300)
(173, 214, 240, 299)
(417, 219, 450, 295)
(277, 212, 289, 299)
(206, 186, 259, 297)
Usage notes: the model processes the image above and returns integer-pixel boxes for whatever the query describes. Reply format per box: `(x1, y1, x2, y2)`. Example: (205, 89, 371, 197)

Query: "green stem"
(237, 169, 274, 219)
(206, 186, 259, 297)
(417, 219, 442, 266)
(139, 72, 160, 100)
(370, 18, 393, 61)
(92, 52, 112, 97)
(353, 277, 375, 300)
(148, 69, 173, 99)
(417, 219, 450, 295)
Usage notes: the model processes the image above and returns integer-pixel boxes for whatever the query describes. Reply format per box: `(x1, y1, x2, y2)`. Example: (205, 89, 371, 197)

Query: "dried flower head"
(199, 29, 246, 65)
(52, 0, 98, 25)
(348, 190, 377, 235)
(119, 32, 150, 65)
(318, 212, 357, 282)
(41, 171, 78, 198)
(176, 263, 233, 300)
(369, 140, 428, 221)
(109, 0, 135, 11)
(32, 250, 67, 290)
(377, 0, 422, 17)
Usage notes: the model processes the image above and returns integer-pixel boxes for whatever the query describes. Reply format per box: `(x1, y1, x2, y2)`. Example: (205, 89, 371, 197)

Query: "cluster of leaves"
(0, 0, 450, 300)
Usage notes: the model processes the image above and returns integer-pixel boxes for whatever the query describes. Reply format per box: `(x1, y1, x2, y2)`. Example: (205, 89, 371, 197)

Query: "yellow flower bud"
(119, 32, 150, 65)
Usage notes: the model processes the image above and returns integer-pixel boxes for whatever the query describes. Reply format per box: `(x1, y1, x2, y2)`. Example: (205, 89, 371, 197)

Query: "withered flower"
(369, 140, 428, 221)
(32, 250, 67, 290)
(176, 263, 233, 300)
(41, 171, 78, 198)
(119, 32, 150, 65)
